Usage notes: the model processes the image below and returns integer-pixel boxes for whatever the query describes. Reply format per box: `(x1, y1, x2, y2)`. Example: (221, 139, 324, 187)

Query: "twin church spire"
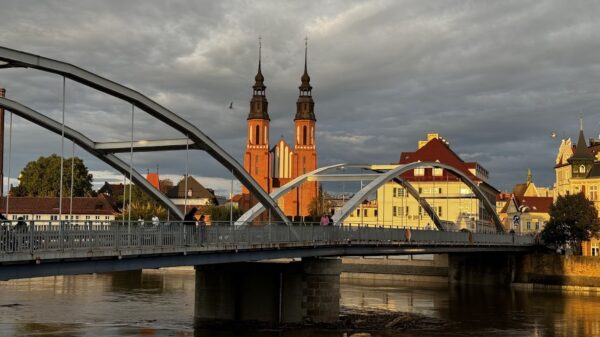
(247, 38, 315, 121)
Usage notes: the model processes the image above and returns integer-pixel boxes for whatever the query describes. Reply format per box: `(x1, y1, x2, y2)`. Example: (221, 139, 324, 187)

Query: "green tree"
(12, 154, 93, 197)
(541, 193, 600, 254)
(117, 184, 167, 220)
(204, 205, 244, 222)
(117, 200, 168, 221)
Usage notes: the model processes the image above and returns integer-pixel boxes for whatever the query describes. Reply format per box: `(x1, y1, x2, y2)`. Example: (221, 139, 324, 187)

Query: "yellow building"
(346, 133, 499, 231)
(498, 169, 553, 234)
(554, 126, 600, 256)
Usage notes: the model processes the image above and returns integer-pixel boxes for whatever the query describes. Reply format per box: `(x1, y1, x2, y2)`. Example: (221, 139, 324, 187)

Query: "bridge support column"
(448, 253, 516, 286)
(194, 258, 341, 326)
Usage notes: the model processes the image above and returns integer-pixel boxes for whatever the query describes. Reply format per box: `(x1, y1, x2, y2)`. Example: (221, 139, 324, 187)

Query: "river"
(0, 268, 599, 336)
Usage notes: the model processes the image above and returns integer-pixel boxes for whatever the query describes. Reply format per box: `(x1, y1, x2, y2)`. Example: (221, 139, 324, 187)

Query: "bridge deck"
(0, 222, 535, 280)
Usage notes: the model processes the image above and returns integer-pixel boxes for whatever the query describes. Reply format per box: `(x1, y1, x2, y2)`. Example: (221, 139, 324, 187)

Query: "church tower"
(242, 39, 271, 206)
(293, 39, 318, 216)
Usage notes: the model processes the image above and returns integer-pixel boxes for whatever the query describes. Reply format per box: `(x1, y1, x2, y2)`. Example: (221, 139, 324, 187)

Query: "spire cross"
(580, 111, 583, 131)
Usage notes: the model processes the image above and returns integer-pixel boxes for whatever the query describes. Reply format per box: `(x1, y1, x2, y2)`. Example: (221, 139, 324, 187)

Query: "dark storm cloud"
(1, 0, 600, 195)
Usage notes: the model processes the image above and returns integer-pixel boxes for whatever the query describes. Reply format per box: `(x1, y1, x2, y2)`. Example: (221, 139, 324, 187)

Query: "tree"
(308, 189, 336, 217)
(541, 193, 600, 254)
(117, 184, 167, 220)
(204, 205, 244, 222)
(117, 200, 168, 221)
(12, 154, 93, 197)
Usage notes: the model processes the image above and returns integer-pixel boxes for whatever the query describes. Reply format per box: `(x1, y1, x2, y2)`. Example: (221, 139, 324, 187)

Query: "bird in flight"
(229, 101, 234, 109)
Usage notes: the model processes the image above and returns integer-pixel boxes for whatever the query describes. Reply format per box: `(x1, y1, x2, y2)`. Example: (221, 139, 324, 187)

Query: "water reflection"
(0, 269, 598, 336)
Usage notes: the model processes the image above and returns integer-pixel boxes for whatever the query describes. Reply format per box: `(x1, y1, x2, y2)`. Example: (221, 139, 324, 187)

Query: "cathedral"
(240, 41, 318, 218)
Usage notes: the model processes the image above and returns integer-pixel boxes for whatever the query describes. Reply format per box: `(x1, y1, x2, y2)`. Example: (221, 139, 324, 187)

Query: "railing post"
(29, 221, 35, 254)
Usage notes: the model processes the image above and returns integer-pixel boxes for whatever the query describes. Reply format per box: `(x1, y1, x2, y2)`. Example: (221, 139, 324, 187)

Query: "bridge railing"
(0, 220, 536, 255)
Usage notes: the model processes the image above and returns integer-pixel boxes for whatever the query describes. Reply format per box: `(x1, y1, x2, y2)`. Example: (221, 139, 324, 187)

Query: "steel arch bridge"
(0, 46, 290, 225)
(237, 162, 504, 232)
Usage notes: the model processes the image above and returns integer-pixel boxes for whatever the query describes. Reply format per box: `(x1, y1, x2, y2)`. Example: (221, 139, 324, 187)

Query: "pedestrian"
(320, 213, 329, 226)
(327, 213, 333, 226)
(198, 214, 206, 245)
(151, 215, 159, 227)
(183, 207, 198, 245)
(15, 217, 28, 249)
(137, 217, 144, 227)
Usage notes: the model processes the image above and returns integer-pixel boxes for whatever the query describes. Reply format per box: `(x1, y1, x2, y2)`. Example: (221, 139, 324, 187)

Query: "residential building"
(370, 133, 500, 230)
(554, 125, 600, 256)
(0, 194, 116, 224)
(498, 169, 553, 234)
(166, 175, 217, 210)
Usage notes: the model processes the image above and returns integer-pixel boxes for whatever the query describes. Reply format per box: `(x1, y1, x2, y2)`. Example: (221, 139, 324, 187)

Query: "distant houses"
(0, 194, 116, 224)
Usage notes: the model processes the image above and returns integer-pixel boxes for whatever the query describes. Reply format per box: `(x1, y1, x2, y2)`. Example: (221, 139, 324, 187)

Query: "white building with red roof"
(0, 194, 117, 225)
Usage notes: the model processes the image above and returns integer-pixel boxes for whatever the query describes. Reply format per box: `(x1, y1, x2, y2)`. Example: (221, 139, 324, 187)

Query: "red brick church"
(240, 41, 318, 217)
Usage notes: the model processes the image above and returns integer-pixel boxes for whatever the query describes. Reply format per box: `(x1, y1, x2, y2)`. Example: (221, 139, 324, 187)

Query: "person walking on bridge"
(183, 207, 198, 245)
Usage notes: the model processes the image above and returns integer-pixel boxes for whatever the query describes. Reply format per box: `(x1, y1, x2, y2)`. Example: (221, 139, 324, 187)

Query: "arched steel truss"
(0, 46, 290, 224)
(332, 162, 504, 232)
(0, 97, 184, 218)
(236, 163, 446, 230)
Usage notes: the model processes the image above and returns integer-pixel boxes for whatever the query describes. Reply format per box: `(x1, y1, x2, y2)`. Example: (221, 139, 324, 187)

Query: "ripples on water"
(0, 269, 599, 336)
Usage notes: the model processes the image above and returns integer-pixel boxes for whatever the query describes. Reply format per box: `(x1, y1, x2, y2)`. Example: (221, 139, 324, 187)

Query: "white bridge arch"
(236, 163, 446, 229)
(238, 162, 504, 232)
(0, 46, 290, 224)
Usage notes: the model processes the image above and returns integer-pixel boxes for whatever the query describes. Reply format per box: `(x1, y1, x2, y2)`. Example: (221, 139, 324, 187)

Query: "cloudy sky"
(0, 0, 599, 196)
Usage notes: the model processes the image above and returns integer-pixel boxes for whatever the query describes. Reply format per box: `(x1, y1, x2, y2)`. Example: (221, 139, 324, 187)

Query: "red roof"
(146, 172, 160, 190)
(398, 137, 480, 182)
(515, 196, 553, 213)
(496, 192, 512, 202)
(0, 195, 116, 215)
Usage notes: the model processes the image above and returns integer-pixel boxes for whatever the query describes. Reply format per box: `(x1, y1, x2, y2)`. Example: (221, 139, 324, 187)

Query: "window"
(187, 188, 193, 197)
(438, 188, 443, 194)
(527, 221, 531, 230)
(433, 168, 443, 176)
(398, 188, 405, 197)
(356, 209, 360, 217)
(363, 209, 368, 217)
(393, 206, 397, 217)
(50, 215, 58, 221)
(535, 222, 540, 230)
(374, 210, 378, 217)
(393, 188, 397, 198)
(438, 206, 442, 217)
(414, 168, 425, 176)
(255, 155, 259, 175)
(405, 206, 410, 216)
(255, 125, 260, 145)
(86, 216, 90, 220)
(591, 186, 598, 201)
(418, 206, 422, 216)
(303, 126, 307, 145)
(418, 187, 423, 194)
(580, 165, 586, 173)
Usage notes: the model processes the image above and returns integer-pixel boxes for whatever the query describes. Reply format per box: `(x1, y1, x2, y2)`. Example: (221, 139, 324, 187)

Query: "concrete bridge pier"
(194, 258, 341, 325)
(448, 253, 517, 286)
